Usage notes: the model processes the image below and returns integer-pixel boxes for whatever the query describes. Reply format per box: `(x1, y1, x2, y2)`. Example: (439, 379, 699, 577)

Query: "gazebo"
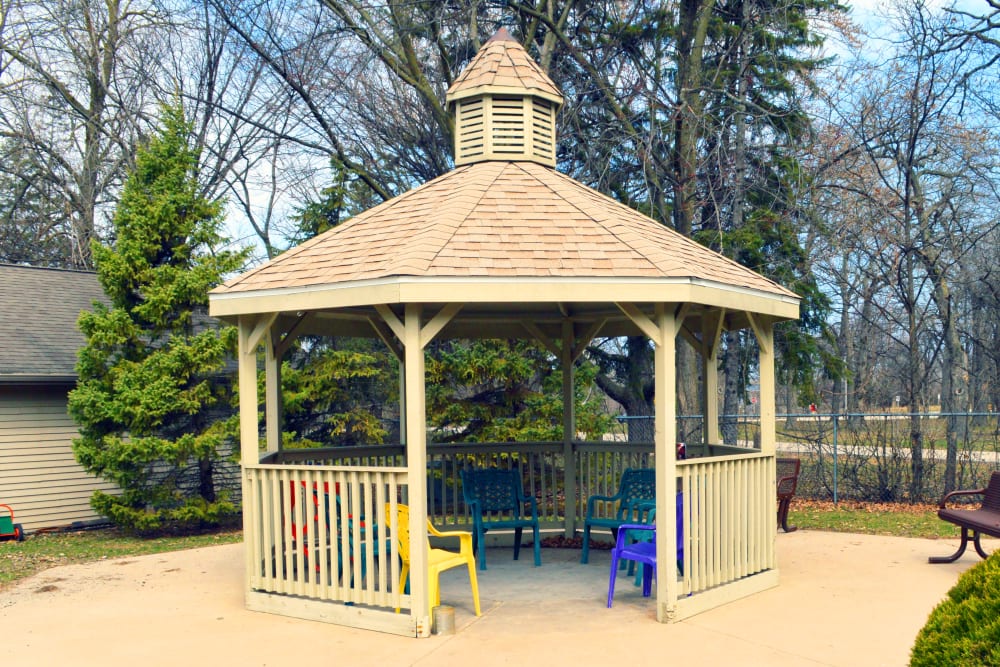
(208, 30, 800, 637)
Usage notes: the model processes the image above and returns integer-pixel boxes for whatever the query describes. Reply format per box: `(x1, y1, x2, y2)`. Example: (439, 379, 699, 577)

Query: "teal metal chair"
(580, 467, 656, 564)
(460, 468, 542, 570)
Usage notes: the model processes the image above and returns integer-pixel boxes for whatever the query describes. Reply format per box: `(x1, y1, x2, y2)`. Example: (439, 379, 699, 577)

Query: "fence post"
(832, 413, 839, 504)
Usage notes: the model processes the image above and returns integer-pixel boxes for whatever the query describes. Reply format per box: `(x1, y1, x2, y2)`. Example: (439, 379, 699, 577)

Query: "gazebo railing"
(677, 452, 774, 598)
(261, 440, 762, 531)
(249, 444, 775, 620)
(242, 463, 408, 610)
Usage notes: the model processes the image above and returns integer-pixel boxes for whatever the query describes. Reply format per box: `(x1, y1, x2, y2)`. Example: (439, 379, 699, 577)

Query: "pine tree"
(68, 103, 249, 533)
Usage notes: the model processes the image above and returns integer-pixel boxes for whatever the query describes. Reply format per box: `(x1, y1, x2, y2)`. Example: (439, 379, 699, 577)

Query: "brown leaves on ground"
(794, 499, 940, 514)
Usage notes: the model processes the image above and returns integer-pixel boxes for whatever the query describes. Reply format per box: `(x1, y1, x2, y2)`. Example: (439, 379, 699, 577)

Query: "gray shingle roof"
(0, 265, 107, 382)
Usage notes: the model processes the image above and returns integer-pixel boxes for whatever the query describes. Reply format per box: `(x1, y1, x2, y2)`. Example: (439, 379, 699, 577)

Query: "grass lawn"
(0, 528, 242, 590)
(789, 500, 954, 538)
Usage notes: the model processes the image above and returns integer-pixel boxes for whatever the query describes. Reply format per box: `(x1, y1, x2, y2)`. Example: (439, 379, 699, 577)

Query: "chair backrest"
(983, 471, 1000, 513)
(616, 468, 656, 518)
(390, 504, 412, 563)
(776, 458, 801, 499)
(461, 468, 524, 513)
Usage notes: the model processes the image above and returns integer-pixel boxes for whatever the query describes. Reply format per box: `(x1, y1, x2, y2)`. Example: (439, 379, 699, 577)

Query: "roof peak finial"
(486, 27, 515, 43)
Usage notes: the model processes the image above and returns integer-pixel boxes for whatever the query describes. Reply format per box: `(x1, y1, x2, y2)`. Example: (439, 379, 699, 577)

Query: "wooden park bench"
(929, 471, 1000, 563)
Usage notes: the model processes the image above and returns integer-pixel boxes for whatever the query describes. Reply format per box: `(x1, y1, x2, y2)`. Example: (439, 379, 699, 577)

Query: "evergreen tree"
(68, 103, 249, 534)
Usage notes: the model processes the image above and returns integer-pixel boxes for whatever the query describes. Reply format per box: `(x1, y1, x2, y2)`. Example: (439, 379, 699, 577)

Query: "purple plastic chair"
(607, 494, 684, 607)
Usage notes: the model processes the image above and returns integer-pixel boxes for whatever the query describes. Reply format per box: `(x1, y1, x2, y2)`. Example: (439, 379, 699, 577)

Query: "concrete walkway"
(0, 531, 990, 667)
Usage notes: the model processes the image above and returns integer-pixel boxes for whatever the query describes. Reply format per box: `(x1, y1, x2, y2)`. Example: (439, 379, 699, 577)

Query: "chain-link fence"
(609, 412, 1000, 503)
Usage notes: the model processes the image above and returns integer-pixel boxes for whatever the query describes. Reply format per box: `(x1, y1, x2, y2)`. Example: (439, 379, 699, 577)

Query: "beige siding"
(0, 387, 117, 532)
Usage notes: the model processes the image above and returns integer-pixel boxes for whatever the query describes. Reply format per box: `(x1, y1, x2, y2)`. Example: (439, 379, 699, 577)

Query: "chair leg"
(396, 563, 410, 613)
(532, 522, 541, 566)
(929, 526, 972, 563)
(607, 552, 620, 608)
(429, 567, 441, 614)
(581, 524, 592, 564)
(640, 563, 654, 598)
(475, 528, 488, 571)
(513, 527, 523, 561)
(466, 559, 482, 616)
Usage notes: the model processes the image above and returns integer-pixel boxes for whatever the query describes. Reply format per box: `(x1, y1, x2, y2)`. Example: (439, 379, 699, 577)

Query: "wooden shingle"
(214, 161, 794, 299)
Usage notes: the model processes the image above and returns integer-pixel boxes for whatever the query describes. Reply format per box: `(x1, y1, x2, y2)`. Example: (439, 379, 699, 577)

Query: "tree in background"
(426, 340, 614, 443)
(68, 102, 248, 533)
(0, 0, 166, 268)
(278, 340, 397, 447)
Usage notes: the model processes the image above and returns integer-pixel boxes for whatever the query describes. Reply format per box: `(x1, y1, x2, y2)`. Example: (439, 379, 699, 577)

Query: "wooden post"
(702, 312, 723, 446)
(238, 316, 261, 596)
(264, 327, 282, 454)
(750, 314, 777, 569)
(748, 314, 776, 456)
(561, 320, 576, 538)
(238, 316, 261, 465)
(652, 304, 678, 622)
(403, 304, 431, 636)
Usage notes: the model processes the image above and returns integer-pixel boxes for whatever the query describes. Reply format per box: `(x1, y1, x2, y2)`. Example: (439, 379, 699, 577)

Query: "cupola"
(445, 28, 564, 167)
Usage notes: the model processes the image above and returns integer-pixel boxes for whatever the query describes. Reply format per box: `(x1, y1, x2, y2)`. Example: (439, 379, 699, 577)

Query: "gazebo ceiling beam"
(520, 320, 561, 357)
(703, 309, 726, 359)
(367, 315, 404, 361)
(246, 313, 278, 351)
(273, 312, 311, 358)
(615, 302, 660, 341)
(374, 304, 405, 341)
(571, 318, 607, 363)
(746, 312, 772, 355)
(420, 303, 463, 348)
(258, 302, 773, 348)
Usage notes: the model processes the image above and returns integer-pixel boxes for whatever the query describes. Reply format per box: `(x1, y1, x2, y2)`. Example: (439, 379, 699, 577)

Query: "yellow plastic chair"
(388, 504, 481, 617)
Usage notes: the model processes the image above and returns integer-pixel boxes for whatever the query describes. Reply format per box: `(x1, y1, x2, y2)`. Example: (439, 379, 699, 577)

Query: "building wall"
(0, 385, 117, 532)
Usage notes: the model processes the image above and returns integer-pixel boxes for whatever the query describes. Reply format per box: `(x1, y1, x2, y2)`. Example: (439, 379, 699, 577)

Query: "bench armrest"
(937, 487, 987, 509)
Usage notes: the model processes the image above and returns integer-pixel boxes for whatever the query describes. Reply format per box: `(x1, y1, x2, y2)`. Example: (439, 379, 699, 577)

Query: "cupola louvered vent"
(446, 28, 563, 168)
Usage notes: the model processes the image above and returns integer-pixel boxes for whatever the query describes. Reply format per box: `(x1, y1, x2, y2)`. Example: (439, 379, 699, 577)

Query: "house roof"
(212, 160, 795, 299)
(446, 28, 563, 106)
(0, 265, 106, 383)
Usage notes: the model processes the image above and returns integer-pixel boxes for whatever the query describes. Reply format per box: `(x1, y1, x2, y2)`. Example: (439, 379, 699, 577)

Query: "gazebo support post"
(652, 304, 679, 622)
(701, 310, 724, 447)
(561, 320, 576, 539)
(617, 302, 680, 623)
(749, 314, 778, 567)
(402, 304, 431, 636)
(238, 315, 264, 595)
(264, 329, 282, 454)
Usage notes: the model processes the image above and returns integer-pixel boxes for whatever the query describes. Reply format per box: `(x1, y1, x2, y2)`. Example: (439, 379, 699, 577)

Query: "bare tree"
(812, 0, 1000, 496)
(0, 0, 169, 267)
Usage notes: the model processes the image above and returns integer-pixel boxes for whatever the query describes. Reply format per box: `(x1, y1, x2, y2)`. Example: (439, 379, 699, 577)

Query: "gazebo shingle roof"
(213, 161, 794, 298)
(446, 28, 562, 104)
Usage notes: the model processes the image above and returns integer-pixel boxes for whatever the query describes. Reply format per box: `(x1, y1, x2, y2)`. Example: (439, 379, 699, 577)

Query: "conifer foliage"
(69, 103, 248, 533)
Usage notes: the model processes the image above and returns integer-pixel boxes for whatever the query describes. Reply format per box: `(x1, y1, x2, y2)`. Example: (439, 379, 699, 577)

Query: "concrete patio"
(0, 530, 989, 667)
